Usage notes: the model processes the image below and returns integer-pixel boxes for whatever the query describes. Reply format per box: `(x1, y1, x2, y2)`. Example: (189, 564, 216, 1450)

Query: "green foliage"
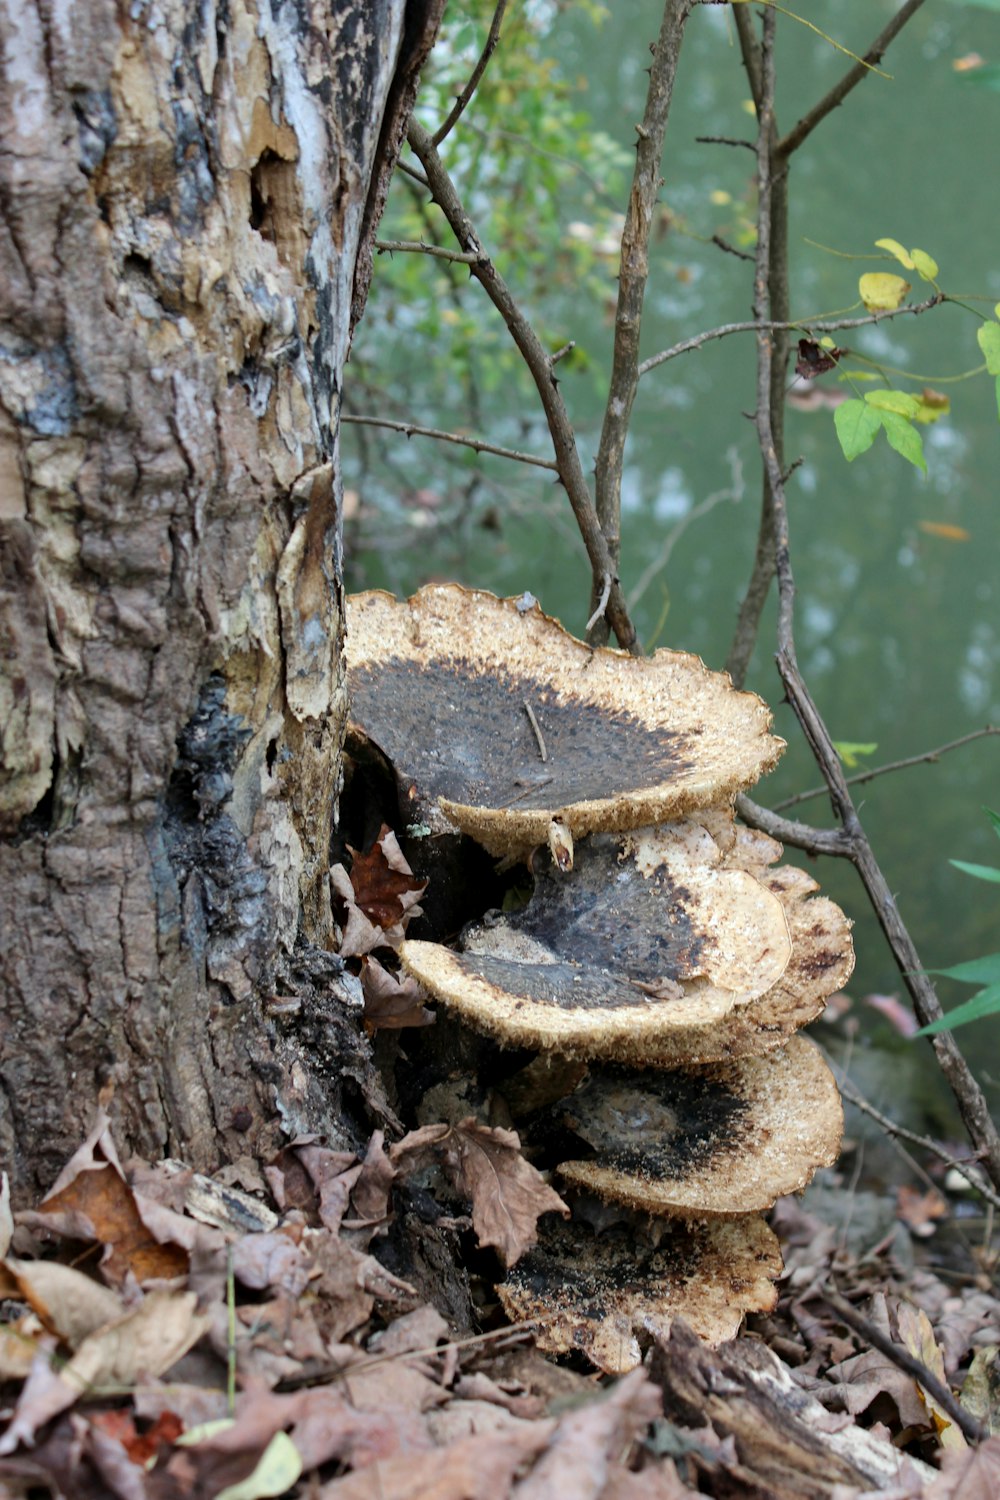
(917, 809, 1000, 1035)
(834, 392, 926, 472)
(832, 741, 877, 769)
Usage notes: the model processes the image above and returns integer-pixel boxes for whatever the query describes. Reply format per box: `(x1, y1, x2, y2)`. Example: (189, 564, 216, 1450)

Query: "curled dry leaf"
(1, 1259, 124, 1348)
(332, 824, 426, 957)
(390, 1119, 569, 1268)
(361, 955, 435, 1031)
(318, 1423, 554, 1500)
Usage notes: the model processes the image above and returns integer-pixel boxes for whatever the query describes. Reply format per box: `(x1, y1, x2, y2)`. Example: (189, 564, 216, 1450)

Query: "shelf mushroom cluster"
(346, 585, 854, 1374)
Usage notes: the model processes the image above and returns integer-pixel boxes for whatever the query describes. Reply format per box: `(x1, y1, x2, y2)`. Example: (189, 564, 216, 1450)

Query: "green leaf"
(832, 740, 878, 769)
(834, 400, 880, 461)
(950, 858, 1000, 883)
(958, 63, 1000, 89)
(986, 806, 1000, 841)
(995, 374, 1000, 420)
(877, 410, 927, 472)
(874, 237, 914, 269)
(916, 982, 1000, 1036)
(976, 321, 1000, 375)
(910, 248, 939, 282)
(215, 1434, 303, 1500)
(865, 388, 921, 417)
(933, 952, 1000, 986)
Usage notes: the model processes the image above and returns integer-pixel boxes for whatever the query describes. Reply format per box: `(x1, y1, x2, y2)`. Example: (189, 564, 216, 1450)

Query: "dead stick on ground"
(522, 701, 548, 763)
(818, 1286, 984, 1445)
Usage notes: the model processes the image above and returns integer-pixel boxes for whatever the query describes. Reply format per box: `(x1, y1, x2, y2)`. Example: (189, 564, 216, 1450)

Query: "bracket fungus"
(346, 586, 784, 856)
(344, 586, 855, 1374)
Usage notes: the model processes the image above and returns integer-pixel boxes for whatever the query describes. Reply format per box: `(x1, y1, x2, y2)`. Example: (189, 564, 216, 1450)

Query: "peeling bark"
(0, 0, 442, 1196)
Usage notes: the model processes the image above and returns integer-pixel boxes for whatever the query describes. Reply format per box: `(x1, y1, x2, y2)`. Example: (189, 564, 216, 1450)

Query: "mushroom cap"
(555, 1035, 843, 1218)
(346, 586, 784, 855)
(400, 819, 792, 1061)
(497, 1214, 781, 1374)
(636, 826, 855, 1067)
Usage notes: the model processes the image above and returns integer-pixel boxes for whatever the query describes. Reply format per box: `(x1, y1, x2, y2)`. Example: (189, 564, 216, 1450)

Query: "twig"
(376, 238, 480, 264)
(696, 134, 755, 151)
(736, 794, 851, 858)
(628, 449, 744, 613)
(277, 1321, 538, 1391)
(741, 5, 1000, 1194)
(778, 0, 928, 160)
(774, 726, 1000, 811)
(818, 1285, 985, 1445)
(395, 156, 429, 188)
(432, 0, 509, 146)
(522, 700, 548, 762)
(710, 234, 755, 263)
(549, 341, 576, 368)
(586, 572, 613, 633)
(406, 119, 640, 653)
(831, 1068, 1000, 1213)
(341, 414, 558, 472)
(590, 0, 694, 646)
(638, 298, 943, 378)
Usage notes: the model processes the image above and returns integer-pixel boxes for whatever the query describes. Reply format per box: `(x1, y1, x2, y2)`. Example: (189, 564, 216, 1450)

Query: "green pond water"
(344, 2, 1000, 1128)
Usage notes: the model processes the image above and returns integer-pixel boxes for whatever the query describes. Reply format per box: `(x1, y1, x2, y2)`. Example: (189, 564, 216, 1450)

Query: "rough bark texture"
(0, 0, 442, 1198)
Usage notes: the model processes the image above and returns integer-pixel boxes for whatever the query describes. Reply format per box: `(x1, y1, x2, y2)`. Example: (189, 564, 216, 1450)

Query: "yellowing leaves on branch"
(858, 272, 911, 313)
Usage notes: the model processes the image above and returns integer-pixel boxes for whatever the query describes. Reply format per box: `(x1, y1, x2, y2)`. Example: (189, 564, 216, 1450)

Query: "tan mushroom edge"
(555, 1036, 844, 1219)
(497, 1215, 782, 1376)
(345, 585, 785, 855)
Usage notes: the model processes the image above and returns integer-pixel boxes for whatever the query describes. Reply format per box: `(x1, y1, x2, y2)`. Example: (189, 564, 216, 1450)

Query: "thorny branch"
(406, 118, 640, 653)
(638, 296, 944, 378)
(775, 725, 1000, 812)
(589, 0, 694, 646)
(340, 414, 559, 472)
(737, 5, 1000, 1193)
(432, 0, 508, 146)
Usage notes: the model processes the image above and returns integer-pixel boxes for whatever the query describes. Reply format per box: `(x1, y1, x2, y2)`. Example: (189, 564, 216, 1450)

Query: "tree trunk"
(0, 0, 442, 1198)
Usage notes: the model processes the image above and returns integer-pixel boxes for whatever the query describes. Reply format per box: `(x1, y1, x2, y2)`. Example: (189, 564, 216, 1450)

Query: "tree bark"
(0, 0, 442, 1198)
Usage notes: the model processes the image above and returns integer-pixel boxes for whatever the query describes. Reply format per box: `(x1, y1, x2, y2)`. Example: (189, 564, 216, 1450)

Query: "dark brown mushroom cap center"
(349, 658, 694, 813)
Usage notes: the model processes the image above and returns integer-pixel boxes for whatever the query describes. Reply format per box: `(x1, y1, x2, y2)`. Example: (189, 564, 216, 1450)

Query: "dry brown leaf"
(362, 955, 435, 1031)
(512, 1368, 661, 1500)
(317, 1423, 554, 1498)
(896, 1301, 967, 1451)
(0, 1337, 72, 1456)
(289, 1386, 434, 1471)
(231, 1230, 315, 1296)
(927, 1434, 1000, 1499)
(895, 1186, 948, 1238)
(2, 1259, 124, 1347)
(25, 1160, 188, 1286)
(344, 1130, 397, 1245)
(62, 1289, 210, 1387)
(333, 824, 426, 956)
(391, 1119, 569, 1268)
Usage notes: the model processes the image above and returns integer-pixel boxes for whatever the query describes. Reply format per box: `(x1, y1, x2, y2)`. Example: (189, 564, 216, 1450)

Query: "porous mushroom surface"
(554, 1035, 843, 1218)
(636, 825, 855, 1068)
(497, 1214, 782, 1374)
(400, 819, 792, 1060)
(345, 585, 784, 855)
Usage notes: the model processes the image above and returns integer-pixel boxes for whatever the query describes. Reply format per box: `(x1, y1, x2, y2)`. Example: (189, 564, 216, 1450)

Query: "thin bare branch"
(406, 119, 640, 653)
(696, 134, 755, 151)
(830, 1065, 1000, 1213)
(817, 1286, 986, 1446)
(628, 449, 743, 613)
(735, 795, 852, 858)
(395, 156, 429, 188)
(709, 233, 755, 263)
(432, 0, 509, 146)
(775, 726, 1000, 812)
(742, 6, 1000, 1193)
(586, 572, 613, 633)
(376, 238, 480, 264)
(341, 414, 558, 472)
(778, 0, 928, 160)
(589, 0, 694, 646)
(638, 297, 943, 378)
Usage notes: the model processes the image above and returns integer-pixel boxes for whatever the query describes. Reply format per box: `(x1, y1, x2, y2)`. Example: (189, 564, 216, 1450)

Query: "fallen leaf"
(2, 1259, 124, 1347)
(61, 1288, 210, 1388)
(317, 1424, 553, 1499)
(391, 1120, 569, 1267)
(26, 1160, 188, 1287)
(897, 1301, 967, 1449)
(362, 956, 435, 1031)
(896, 1187, 948, 1238)
(927, 1432, 1000, 1498)
(343, 1131, 397, 1245)
(333, 826, 427, 957)
(512, 1368, 661, 1500)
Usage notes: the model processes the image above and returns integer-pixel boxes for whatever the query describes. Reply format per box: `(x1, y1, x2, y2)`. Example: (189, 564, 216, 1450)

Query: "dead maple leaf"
(362, 955, 435, 1031)
(332, 825, 426, 957)
(391, 1119, 569, 1268)
(25, 1160, 188, 1287)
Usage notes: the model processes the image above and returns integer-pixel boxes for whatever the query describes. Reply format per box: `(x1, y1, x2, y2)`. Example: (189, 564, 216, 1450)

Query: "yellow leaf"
(918, 521, 970, 542)
(709, 189, 732, 206)
(875, 237, 915, 270)
(859, 272, 910, 312)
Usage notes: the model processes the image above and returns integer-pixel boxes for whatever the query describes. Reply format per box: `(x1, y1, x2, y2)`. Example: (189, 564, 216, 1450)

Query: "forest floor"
(0, 1037, 998, 1499)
